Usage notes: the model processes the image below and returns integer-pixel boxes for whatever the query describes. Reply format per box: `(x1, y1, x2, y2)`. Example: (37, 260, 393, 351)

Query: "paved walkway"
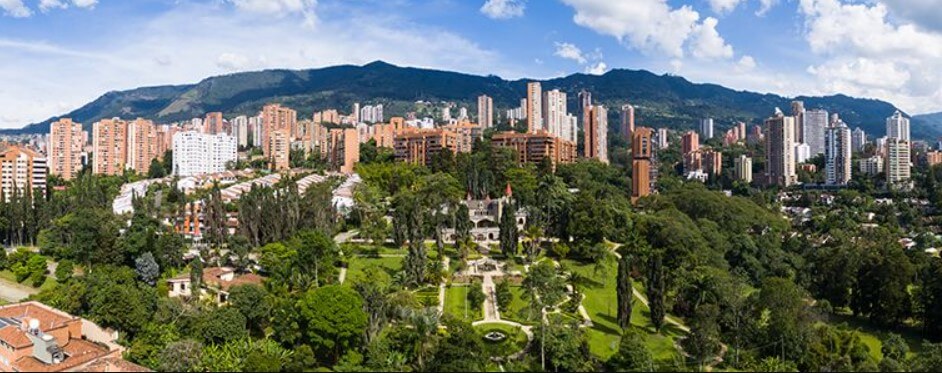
(0, 279, 37, 303)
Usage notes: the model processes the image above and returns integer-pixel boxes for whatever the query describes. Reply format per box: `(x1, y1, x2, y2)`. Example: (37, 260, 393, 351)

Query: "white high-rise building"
(231, 116, 249, 148)
(825, 118, 852, 185)
(526, 82, 543, 133)
(458, 107, 468, 121)
(804, 109, 828, 156)
(795, 143, 811, 164)
(442, 106, 452, 122)
(563, 114, 578, 144)
(886, 110, 910, 142)
(250, 115, 262, 147)
(700, 118, 714, 140)
(851, 127, 866, 152)
(765, 109, 797, 187)
(885, 137, 911, 188)
(858, 156, 884, 176)
(792, 101, 806, 144)
(657, 128, 669, 149)
(172, 131, 238, 177)
(543, 89, 568, 138)
(477, 95, 494, 128)
(353, 103, 361, 123)
(734, 155, 753, 183)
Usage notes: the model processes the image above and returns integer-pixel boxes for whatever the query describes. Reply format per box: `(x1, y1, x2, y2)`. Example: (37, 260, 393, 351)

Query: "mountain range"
(6, 61, 941, 140)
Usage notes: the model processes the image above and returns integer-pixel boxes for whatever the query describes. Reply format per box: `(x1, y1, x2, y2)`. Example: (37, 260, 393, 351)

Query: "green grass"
(501, 285, 539, 325)
(475, 322, 529, 358)
(828, 312, 926, 359)
(562, 259, 683, 362)
(0, 269, 55, 291)
(343, 256, 403, 285)
(444, 285, 482, 322)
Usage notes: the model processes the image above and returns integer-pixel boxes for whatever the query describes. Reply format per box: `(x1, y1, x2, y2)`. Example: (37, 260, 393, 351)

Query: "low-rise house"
(0, 301, 149, 372)
(167, 267, 265, 304)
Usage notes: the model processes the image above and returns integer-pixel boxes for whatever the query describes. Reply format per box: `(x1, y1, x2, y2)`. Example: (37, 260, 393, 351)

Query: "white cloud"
(798, 0, 942, 113)
(228, 0, 316, 26)
(480, 0, 525, 20)
(0, 0, 30, 17)
(736, 55, 756, 71)
(756, 0, 778, 16)
(0, 2, 512, 128)
(689, 17, 734, 60)
(585, 62, 607, 75)
(708, 0, 743, 14)
(553, 42, 586, 64)
(560, 0, 737, 62)
(38, 0, 96, 12)
(879, 0, 942, 32)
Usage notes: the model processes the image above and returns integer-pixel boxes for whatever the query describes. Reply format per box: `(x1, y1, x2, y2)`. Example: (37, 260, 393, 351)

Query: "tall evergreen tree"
(646, 251, 666, 332)
(499, 200, 518, 258)
(617, 253, 634, 331)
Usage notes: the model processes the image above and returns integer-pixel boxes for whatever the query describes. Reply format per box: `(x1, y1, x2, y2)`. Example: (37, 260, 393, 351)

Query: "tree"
(646, 251, 666, 332)
(682, 304, 723, 369)
(453, 204, 472, 243)
(85, 266, 157, 337)
(197, 307, 248, 344)
(228, 284, 270, 336)
(499, 199, 519, 258)
(189, 259, 203, 295)
(881, 333, 910, 372)
(291, 230, 339, 289)
(203, 185, 228, 246)
(159, 340, 202, 372)
(427, 318, 485, 372)
(54, 259, 73, 283)
(135, 252, 160, 286)
(606, 330, 654, 372)
(616, 252, 634, 331)
(913, 342, 942, 372)
(533, 318, 596, 372)
(467, 285, 485, 310)
(148, 158, 166, 178)
(297, 285, 368, 364)
(919, 257, 942, 339)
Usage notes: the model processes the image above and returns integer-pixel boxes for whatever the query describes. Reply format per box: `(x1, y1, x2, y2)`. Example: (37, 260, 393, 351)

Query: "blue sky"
(0, 0, 940, 128)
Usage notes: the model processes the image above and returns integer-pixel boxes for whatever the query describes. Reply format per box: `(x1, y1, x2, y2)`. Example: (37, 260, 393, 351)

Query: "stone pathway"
(437, 257, 450, 315)
(338, 267, 347, 284)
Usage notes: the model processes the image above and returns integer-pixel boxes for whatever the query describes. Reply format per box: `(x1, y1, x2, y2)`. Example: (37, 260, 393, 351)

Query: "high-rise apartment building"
(327, 128, 360, 174)
(657, 128, 669, 149)
(542, 89, 567, 139)
(804, 109, 828, 156)
(700, 118, 714, 140)
(48, 118, 85, 180)
(526, 82, 543, 133)
(734, 155, 753, 183)
(885, 138, 911, 187)
(702, 148, 722, 176)
(477, 95, 493, 128)
(261, 104, 297, 167)
(765, 111, 797, 187)
(791, 101, 805, 144)
(0, 146, 47, 201)
(584, 105, 608, 163)
(620, 104, 635, 140)
(126, 118, 158, 174)
(886, 110, 910, 142)
(858, 155, 884, 176)
(268, 130, 291, 171)
(92, 118, 128, 176)
(444, 122, 483, 154)
(172, 131, 237, 177)
(631, 127, 654, 203)
(394, 128, 458, 166)
(852, 127, 866, 153)
(231, 115, 249, 148)
(682, 131, 700, 155)
(491, 131, 577, 168)
(204, 112, 225, 135)
(825, 118, 852, 185)
(795, 143, 811, 164)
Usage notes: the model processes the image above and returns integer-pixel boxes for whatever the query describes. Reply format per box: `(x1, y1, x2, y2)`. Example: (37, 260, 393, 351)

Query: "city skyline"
(1, 0, 941, 129)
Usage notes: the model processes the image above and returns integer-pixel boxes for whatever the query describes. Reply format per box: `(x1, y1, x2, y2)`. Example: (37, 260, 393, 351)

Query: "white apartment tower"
(851, 127, 866, 153)
(804, 109, 828, 156)
(477, 95, 493, 128)
(886, 110, 910, 142)
(700, 118, 714, 140)
(172, 131, 238, 177)
(825, 118, 853, 185)
(526, 82, 543, 133)
(885, 137, 911, 188)
(765, 110, 797, 187)
(734, 155, 753, 183)
(543, 89, 567, 138)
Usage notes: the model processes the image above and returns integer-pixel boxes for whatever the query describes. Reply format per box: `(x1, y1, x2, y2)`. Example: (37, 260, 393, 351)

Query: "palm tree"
(403, 307, 440, 371)
(523, 224, 544, 261)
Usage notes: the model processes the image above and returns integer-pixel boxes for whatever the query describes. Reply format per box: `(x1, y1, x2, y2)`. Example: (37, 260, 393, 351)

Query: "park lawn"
(502, 285, 539, 325)
(828, 312, 926, 359)
(341, 243, 407, 257)
(444, 285, 482, 322)
(0, 269, 55, 291)
(415, 286, 440, 308)
(343, 256, 403, 285)
(475, 322, 529, 358)
(563, 259, 683, 363)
